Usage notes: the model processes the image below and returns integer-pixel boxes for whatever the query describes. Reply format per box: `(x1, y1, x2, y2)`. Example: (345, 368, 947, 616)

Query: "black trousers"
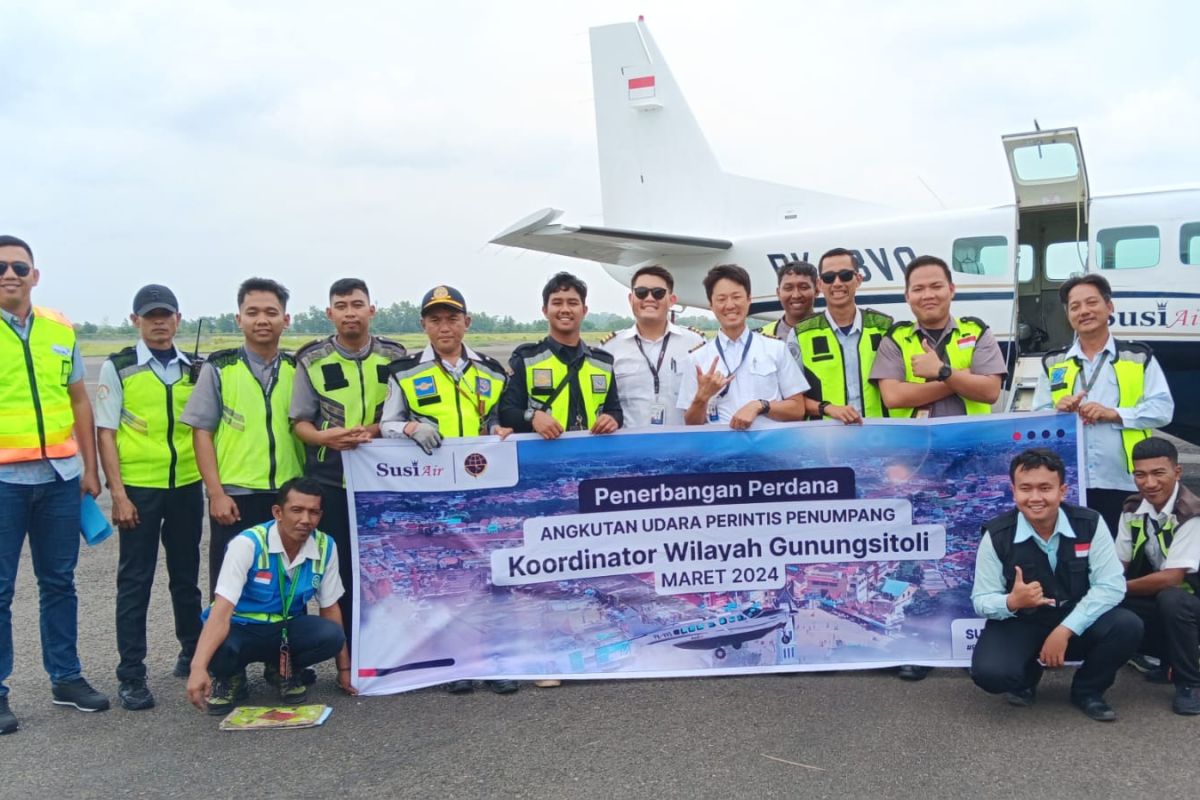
(1086, 488, 1130, 539)
(318, 483, 354, 651)
(116, 483, 204, 681)
(208, 492, 277, 601)
(209, 616, 345, 680)
(971, 607, 1143, 699)
(1122, 589, 1200, 687)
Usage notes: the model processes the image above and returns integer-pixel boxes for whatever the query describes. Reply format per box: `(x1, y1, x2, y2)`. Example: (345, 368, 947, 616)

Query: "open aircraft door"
(1001, 127, 1091, 409)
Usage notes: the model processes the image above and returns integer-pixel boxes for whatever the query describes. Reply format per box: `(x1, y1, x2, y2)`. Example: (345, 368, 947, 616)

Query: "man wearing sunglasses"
(757, 261, 818, 365)
(793, 248, 893, 424)
(598, 265, 705, 428)
(0, 235, 108, 735)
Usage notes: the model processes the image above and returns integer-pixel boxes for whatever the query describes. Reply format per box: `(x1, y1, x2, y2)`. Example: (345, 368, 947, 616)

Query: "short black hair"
(903, 255, 953, 289)
(817, 248, 858, 272)
(541, 271, 587, 306)
(275, 477, 326, 508)
(1008, 447, 1066, 484)
(775, 260, 818, 287)
(330, 278, 370, 300)
(631, 264, 675, 292)
(238, 277, 290, 309)
(1058, 273, 1112, 306)
(0, 235, 33, 263)
(703, 264, 751, 301)
(1132, 436, 1178, 465)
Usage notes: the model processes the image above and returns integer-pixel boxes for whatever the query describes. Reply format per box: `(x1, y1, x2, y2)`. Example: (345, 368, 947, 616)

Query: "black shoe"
(264, 663, 317, 688)
(0, 696, 17, 734)
(485, 680, 519, 695)
(1127, 653, 1160, 674)
(897, 665, 931, 681)
(207, 671, 249, 716)
(51, 678, 110, 712)
(279, 676, 307, 706)
(1071, 694, 1117, 722)
(445, 680, 474, 694)
(172, 654, 192, 679)
(1004, 686, 1036, 707)
(118, 679, 155, 711)
(1173, 685, 1200, 716)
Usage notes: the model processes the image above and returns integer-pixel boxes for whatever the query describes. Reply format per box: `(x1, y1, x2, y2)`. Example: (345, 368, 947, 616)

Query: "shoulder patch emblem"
(1050, 366, 1067, 384)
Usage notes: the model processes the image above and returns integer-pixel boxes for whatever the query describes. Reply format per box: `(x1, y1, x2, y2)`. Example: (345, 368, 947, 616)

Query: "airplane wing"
(490, 208, 732, 266)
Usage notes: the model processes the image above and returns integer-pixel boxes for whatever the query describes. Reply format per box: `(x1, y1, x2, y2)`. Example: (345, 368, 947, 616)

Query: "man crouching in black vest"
(969, 448, 1143, 721)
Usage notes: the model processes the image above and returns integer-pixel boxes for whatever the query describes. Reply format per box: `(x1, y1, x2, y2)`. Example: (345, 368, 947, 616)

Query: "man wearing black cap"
(380, 286, 518, 694)
(96, 284, 204, 710)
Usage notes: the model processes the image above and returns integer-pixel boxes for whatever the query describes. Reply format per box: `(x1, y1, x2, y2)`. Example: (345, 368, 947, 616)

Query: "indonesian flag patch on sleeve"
(254, 570, 273, 584)
(1074, 543, 1091, 558)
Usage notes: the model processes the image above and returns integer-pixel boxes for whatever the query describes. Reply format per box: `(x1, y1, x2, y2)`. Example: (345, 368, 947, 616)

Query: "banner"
(346, 412, 1082, 695)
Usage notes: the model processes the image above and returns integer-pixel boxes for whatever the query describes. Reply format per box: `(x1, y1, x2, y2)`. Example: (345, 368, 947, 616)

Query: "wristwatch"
(936, 364, 952, 381)
(758, 399, 771, 415)
(523, 408, 536, 423)
(817, 400, 831, 417)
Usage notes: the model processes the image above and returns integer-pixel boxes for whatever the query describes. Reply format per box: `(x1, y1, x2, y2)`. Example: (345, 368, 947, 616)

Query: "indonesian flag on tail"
(628, 73, 655, 100)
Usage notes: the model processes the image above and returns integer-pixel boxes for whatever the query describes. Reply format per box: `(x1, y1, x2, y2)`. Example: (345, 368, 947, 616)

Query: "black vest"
(984, 503, 1099, 625)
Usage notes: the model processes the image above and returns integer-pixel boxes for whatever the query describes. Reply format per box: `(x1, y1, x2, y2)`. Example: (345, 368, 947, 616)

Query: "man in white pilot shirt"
(677, 264, 810, 429)
(598, 265, 705, 428)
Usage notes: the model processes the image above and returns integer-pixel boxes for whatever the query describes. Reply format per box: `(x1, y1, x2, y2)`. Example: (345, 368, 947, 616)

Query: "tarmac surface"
(2, 357, 1197, 799)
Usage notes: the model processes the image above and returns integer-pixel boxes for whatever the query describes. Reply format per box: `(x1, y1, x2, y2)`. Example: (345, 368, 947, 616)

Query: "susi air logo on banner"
(345, 439, 519, 493)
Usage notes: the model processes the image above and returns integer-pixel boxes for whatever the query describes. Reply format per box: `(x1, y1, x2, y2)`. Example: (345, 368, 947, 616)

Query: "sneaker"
(279, 676, 307, 705)
(485, 680, 519, 695)
(1173, 685, 1200, 716)
(1127, 653, 1161, 673)
(172, 654, 192, 679)
(0, 697, 17, 735)
(51, 678, 110, 712)
(444, 680, 474, 694)
(1004, 686, 1036, 707)
(206, 671, 249, 716)
(1070, 693, 1117, 722)
(897, 665, 931, 681)
(533, 680, 562, 688)
(118, 678, 155, 711)
(264, 663, 317, 688)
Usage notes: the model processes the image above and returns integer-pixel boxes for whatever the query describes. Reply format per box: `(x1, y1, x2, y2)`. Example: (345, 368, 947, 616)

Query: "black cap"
(132, 284, 179, 316)
(420, 285, 467, 315)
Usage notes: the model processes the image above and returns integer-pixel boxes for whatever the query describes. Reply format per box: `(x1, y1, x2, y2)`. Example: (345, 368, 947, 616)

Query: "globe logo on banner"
(463, 453, 488, 478)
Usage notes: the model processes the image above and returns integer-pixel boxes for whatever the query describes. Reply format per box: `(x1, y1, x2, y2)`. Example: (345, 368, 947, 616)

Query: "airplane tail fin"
(590, 20, 892, 236)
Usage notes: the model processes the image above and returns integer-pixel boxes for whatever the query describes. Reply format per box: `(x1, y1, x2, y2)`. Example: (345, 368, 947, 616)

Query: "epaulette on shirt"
(387, 352, 423, 376)
(294, 337, 331, 363)
(688, 340, 707, 354)
(599, 330, 618, 346)
(511, 341, 545, 359)
(957, 315, 990, 333)
(584, 344, 615, 363)
(759, 331, 781, 340)
(686, 326, 709, 339)
(375, 336, 408, 358)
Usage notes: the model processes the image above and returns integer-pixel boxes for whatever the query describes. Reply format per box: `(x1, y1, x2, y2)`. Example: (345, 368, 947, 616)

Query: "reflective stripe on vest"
(887, 319, 991, 418)
(520, 347, 613, 430)
(213, 352, 303, 491)
(392, 359, 507, 437)
(1045, 349, 1149, 472)
(229, 524, 333, 624)
(112, 353, 199, 488)
(1129, 516, 1195, 594)
(794, 310, 891, 418)
(0, 307, 79, 464)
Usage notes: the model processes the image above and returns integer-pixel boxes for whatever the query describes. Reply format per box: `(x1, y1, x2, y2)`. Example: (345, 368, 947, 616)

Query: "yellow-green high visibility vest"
(0, 306, 79, 464)
(1125, 486, 1200, 593)
(515, 342, 614, 430)
(208, 348, 304, 491)
(109, 346, 199, 488)
(389, 351, 508, 437)
(295, 336, 407, 483)
(1043, 341, 1152, 473)
(794, 309, 893, 418)
(886, 317, 993, 418)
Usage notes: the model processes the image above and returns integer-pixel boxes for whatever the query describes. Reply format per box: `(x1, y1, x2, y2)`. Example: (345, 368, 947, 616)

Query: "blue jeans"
(0, 477, 83, 696)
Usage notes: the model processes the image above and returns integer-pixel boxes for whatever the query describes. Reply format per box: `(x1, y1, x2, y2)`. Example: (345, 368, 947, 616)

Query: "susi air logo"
(1111, 302, 1200, 329)
(463, 452, 488, 478)
(375, 459, 445, 478)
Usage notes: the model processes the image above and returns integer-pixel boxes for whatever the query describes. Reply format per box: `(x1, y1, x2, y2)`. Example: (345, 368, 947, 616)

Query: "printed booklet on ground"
(219, 704, 332, 731)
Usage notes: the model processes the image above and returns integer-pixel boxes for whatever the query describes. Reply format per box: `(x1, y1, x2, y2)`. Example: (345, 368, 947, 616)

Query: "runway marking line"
(760, 754, 826, 771)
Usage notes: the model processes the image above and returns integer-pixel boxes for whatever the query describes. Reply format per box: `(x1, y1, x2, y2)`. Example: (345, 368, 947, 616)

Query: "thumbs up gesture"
(910, 339, 945, 380)
(1006, 566, 1056, 611)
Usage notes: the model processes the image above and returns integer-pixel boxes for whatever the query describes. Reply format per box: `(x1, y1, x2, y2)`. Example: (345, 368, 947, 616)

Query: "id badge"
(707, 402, 720, 423)
(649, 403, 665, 425)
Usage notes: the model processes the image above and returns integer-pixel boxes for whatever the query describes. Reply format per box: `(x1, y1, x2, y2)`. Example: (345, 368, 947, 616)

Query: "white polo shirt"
(599, 323, 705, 428)
(676, 328, 809, 427)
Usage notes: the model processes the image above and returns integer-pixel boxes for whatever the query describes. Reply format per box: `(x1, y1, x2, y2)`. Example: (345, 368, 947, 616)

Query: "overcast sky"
(3, 0, 1198, 324)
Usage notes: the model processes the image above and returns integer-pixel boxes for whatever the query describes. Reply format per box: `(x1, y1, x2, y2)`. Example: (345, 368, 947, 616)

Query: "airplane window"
(1011, 142, 1080, 182)
(1182, 222, 1200, 265)
(1045, 241, 1088, 281)
(1018, 244, 1035, 282)
(952, 236, 1008, 276)
(1097, 225, 1159, 270)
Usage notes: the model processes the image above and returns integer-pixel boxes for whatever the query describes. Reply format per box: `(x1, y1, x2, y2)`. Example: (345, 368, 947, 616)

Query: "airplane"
(491, 18, 1200, 444)
(640, 602, 791, 660)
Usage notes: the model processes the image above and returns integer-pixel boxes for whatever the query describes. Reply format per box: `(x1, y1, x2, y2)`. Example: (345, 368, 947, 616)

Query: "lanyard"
(633, 332, 670, 397)
(274, 554, 302, 631)
(435, 354, 485, 418)
(242, 349, 282, 397)
(1078, 351, 1110, 396)
(714, 333, 753, 398)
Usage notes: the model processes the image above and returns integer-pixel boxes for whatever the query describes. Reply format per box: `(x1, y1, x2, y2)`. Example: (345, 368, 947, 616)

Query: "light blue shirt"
(94, 340, 190, 430)
(827, 309, 863, 411)
(1032, 335, 1174, 492)
(0, 307, 85, 485)
(971, 507, 1126, 636)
